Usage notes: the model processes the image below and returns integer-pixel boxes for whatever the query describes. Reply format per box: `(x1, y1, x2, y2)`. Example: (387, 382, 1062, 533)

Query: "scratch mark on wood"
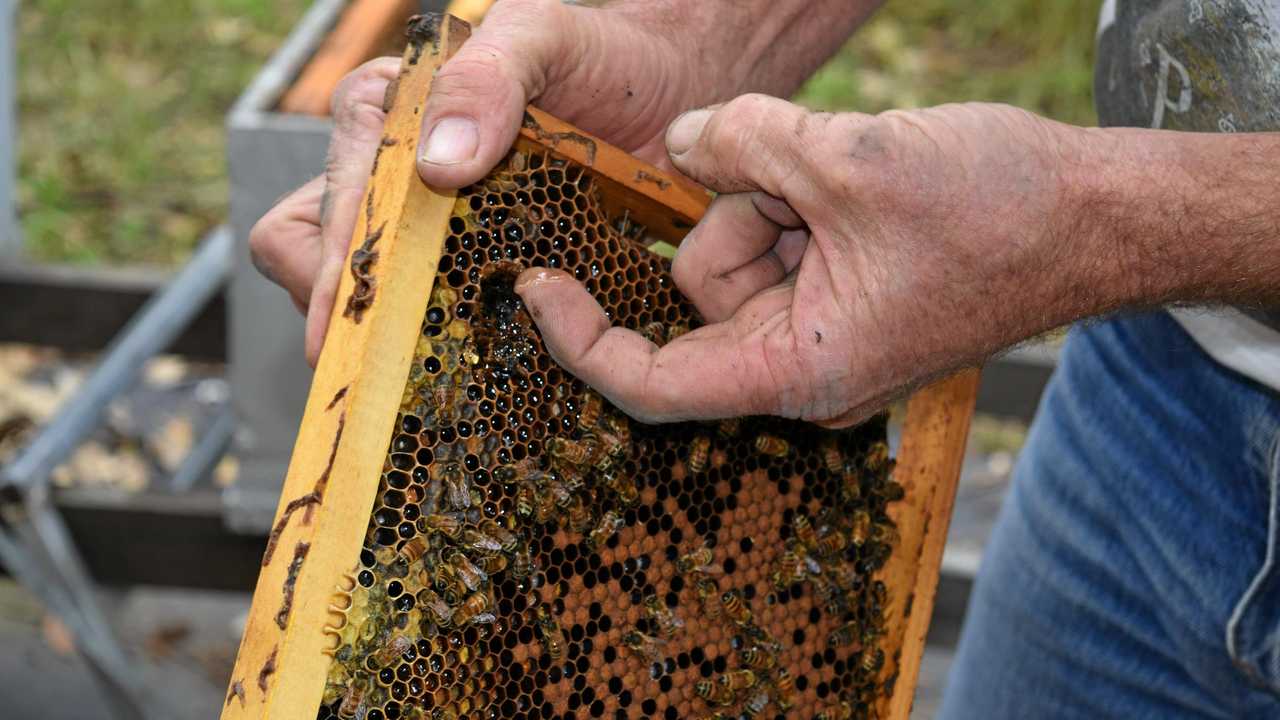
(305, 412, 346, 523)
(257, 645, 279, 692)
(634, 169, 671, 190)
(370, 137, 400, 176)
(522, 112, 598, 165)
(274, 542, 310, 630)
(226, 679, 245, 708)
(343, 221, 383, 323)
(260, 409, 342, 564)
(326, 385, 349, 411)
(382, 73, 401, 113)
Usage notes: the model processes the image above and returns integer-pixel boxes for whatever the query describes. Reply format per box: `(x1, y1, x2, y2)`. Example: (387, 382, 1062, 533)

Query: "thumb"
(417, 0, 579, 188)
(665, 94, 825, 197)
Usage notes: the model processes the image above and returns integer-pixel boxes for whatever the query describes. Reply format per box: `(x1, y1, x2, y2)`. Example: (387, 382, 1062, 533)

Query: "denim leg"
(938, 312, 1280, 719)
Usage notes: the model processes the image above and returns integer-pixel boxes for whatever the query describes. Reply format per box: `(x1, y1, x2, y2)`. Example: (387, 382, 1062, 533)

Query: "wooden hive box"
(224, 14, 978, 720)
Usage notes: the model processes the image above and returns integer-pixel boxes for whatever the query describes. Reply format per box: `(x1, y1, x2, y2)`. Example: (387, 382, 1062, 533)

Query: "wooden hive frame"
(224, 13, 978, 720)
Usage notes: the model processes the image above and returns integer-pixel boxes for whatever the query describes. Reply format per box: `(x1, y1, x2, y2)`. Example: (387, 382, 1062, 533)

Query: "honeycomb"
(315, 147, 901, 720)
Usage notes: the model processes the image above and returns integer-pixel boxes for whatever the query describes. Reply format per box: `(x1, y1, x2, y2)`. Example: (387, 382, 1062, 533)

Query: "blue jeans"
(939, 311, 1280, 719)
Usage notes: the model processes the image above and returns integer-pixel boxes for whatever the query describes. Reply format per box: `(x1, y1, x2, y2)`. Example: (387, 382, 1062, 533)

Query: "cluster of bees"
(513, 390, 638, 536)
(314, 147, 907, 720)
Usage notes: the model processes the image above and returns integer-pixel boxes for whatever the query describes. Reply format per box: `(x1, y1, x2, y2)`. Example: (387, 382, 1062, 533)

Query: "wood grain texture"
(221, 15, 472, 719)
(516, 108, 710, 244)
(877, 369, 981, 720)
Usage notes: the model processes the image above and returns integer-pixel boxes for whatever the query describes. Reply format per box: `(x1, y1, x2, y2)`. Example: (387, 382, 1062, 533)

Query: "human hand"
(251, 1, 738, 365)
(515, 96, 1097, 426)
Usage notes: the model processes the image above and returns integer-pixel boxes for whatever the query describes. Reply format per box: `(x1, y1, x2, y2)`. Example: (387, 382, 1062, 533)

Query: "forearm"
(609, 0, 883, 101)
(1070, 128, 1280, 316)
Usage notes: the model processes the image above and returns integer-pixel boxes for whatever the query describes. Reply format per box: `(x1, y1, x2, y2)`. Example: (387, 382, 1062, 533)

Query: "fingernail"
(666, 110, 711, 156)
(422, 117, 479, 165)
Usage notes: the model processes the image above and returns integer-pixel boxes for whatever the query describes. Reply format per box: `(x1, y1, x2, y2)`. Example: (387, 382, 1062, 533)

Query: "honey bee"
(397, 537, 429, 565)
(479, 518, 519, 553)
(601, 469, 639, 505)
(440, 463, 471, 510)
(640, 321, 666, 346)
(859, 647, 885, 674)
(578, 392, 604, 429)
(816, 701, 853, 720)
(871, 520, 899, 546)
(864, 441, 890, 473)
(677, 544, 719, 576)
(587, 510, 624, 549)
(337, 680, 368, 719)
(816, 528, 850, 556)
(771, 547, 819, 589)
(720, 590, 752, 627)
(452, 590, 495, 625)
(687, 435, 711, 474)
(515, 483, 536, 520)
(754, 433, 789, 458)
(535, 605, 565, 660)
(621, 629, 667, 663)
(667, 323, 690, 342)
(431, 383, 459, 425)
(422, 512, 465, 539)
(716, 418, 741, 438)
(643, 594, 685, 637)
(595, 431, 628, 473)
(741, 690, 769, 718)
(446, 550, 488, 592)
(424, 476, 445, 515)
(564, 493, 594, 532)
(773, 669, 795, 710)
(822, 440, 844, 474)
(694, 576, 721, 618)
(793, 514, 818, 551)
(738, 645, 776, 671)
(718, 669, 757, 691)
(878, 478, 905, 501)
(849, 510, 871, 547)
(461, 527, 505, 555)
(828, 620, 863, 649)
(548, 436, 598, 467)
(509, 546, 533, 579)
(370, 635, 413, 667)
(478, 553, 508, 575)
(694, 679, 736, 707)
(417, 587, 453, 625)
(743, 624, 782, 655)
(606, 414, 632, 448)
(841, 469, 862, 502)
(533, 485, 559, 524)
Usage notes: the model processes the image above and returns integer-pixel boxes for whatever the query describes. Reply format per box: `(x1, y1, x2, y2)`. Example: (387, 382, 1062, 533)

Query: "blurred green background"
(14, 0, 1099, 266)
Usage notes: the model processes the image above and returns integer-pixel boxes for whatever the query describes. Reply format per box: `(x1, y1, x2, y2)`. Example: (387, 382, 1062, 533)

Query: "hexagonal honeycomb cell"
(313, 147, 901, 720)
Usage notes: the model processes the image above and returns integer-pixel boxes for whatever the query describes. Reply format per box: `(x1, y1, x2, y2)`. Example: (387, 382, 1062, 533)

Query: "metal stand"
(0, 227, 233, 720)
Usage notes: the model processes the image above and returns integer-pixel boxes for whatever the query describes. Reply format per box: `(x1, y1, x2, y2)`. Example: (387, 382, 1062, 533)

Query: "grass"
(14, 0, 1099, 266)
(15, 0, 308, 264)
(794, 0, 1100, 124)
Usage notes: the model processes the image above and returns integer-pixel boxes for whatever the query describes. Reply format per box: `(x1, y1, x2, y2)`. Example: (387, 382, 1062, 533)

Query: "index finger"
(514, 268, 796, 423)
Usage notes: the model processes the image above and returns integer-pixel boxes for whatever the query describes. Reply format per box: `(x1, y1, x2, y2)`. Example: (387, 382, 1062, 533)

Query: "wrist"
(1054, 125, 1195, 316)
(604, 0, 878, 102)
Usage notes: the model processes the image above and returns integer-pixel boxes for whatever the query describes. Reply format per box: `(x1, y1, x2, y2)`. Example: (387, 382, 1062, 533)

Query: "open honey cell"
(223, 14, 977, 720)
